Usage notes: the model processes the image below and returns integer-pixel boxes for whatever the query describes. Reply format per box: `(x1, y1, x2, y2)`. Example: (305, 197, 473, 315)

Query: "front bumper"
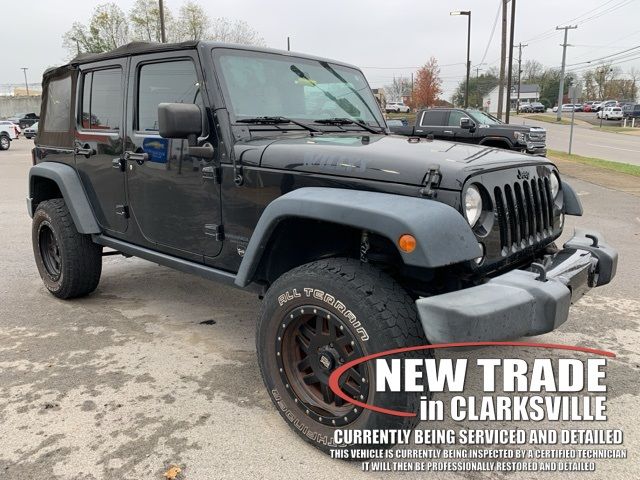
(415, 230, 617, 343)
(524, 142, 546, 156)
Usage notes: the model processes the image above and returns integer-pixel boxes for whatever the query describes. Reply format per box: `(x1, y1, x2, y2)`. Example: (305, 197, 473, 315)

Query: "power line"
(566, 44, 640, 67)
(479, 0, 502, 65)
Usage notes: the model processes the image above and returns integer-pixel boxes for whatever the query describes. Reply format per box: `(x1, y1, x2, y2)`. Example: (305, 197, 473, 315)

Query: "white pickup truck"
(0, 123, 17, 150)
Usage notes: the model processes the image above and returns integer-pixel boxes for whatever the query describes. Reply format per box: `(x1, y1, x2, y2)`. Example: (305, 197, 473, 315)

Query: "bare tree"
(176, 1, 210, 41)
(130, 0, 175, 43)
(209, 18, 265, 46)
(383, 77, 411, 102)
(63, 3, 129, 54)
(522, 60, 544, 82)
(63, 1, 265, 54)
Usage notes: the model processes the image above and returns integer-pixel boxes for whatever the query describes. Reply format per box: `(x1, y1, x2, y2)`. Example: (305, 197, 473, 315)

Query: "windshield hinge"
(234, 164, 244, 186)
(420, 166, 441, 197)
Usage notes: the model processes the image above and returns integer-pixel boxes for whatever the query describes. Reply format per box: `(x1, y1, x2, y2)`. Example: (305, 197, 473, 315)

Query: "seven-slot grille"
(494, 177, 555, 253)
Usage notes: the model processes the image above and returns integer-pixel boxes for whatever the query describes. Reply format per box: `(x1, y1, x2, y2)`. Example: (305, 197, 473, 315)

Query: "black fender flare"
(28, 162, 101, 234)
(561, 180, 583, 216)
(478, 136, 514, 149)
(234, 187, 482, 287)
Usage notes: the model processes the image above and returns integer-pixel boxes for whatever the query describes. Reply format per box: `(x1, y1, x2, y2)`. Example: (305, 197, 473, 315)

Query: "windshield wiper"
(237, 116, 322, 133)
(314, 117, 380, 134)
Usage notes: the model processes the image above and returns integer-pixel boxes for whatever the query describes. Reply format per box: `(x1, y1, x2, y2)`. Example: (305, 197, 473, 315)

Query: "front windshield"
(214, 49, 384, 127)
(468, 109, 503, 126)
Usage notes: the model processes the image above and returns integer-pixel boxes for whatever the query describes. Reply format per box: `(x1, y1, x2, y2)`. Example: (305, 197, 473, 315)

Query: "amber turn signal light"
(398, 234, 416, 253)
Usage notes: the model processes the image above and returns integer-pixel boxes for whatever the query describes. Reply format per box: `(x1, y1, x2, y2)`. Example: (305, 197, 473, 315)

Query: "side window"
(420, 110, 447, 126)
(448, 110, 467, 127)
(43, 76, 72, 132)
(81, 68, 122, 130)
(137, 60, 202, 132)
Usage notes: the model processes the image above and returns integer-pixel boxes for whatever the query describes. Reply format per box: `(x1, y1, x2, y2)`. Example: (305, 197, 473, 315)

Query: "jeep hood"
(257, 134, 554, 190)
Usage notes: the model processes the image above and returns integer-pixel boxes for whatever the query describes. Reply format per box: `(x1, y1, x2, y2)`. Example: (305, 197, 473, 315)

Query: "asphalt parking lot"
(1, 138, 639, 479)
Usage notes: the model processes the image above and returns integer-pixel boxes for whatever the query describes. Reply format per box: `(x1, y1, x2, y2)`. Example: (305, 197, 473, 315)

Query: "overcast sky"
(3, 0, 640, 99)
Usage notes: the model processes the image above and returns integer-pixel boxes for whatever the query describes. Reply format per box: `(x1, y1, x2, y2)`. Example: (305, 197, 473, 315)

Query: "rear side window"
(81, 68, 122, 130)
(43, 76, 72, 132)
(137, 60, 201, 132)
(420, 110, 447, 126)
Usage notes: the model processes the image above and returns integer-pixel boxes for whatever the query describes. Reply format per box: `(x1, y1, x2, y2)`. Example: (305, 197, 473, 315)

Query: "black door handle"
(74, 143, 96, 157)
(124, 151, 149, 164)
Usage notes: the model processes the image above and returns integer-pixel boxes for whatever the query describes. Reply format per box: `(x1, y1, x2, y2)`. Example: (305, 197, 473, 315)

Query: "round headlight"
(464, 185, 483, 227)
(550, 172, 560, 198)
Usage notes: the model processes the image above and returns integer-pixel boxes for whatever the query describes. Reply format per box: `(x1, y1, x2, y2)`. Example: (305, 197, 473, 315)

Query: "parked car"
(7, 113, 27, 124)
(0, 123, 18, 150)
(18, 113, 39, 129)
(24, 122, 38, 139)
(529, 101, 545, 113)
(388, 107, 547, 155)
(597, 106, 623, 120)
(385, 101, 410, 113)
(598, 100, 618, 112)
(28, 40, 617, 455)
(572, 104, 583, 112)
(0, 121, 21, 137)
(622, 103, 640, 119)
(591, 101, 602, 112)
(518, 103, 533, 113)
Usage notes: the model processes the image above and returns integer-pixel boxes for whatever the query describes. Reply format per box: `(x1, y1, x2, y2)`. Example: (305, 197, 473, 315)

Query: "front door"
(125, 52, 222, 262)
(75, 60, 128, 234)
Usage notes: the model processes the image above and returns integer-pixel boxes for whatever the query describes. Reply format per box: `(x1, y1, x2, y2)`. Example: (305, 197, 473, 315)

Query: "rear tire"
(257, 258, 429, 455)
(0, 135, 10, 150)
(32, 199, 102, 299)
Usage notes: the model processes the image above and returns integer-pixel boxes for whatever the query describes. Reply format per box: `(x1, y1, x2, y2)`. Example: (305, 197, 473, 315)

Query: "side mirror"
(157, 103, 215, 159)
(460, 117, 474, 130)
(158, 103, 202, 145)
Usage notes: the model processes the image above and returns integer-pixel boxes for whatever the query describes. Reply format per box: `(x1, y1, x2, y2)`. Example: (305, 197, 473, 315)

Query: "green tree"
(452, 71, 498, 108)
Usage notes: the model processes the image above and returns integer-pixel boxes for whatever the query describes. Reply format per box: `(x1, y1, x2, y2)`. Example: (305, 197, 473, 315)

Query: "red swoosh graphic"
(328, 341, 616, 418)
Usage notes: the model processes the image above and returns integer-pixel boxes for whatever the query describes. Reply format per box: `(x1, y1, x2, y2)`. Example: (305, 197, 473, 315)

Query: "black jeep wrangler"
(390, 107, 547, 156)
(28, 41, 617, 454)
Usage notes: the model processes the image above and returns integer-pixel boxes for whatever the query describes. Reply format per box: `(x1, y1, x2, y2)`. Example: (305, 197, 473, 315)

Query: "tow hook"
(531, 263, 547, 282)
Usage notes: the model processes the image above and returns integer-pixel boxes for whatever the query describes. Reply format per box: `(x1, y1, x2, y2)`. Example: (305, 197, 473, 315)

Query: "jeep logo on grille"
(517, 169, 530, 180)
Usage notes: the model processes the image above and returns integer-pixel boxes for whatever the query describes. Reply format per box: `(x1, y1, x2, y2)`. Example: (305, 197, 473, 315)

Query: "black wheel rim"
(277, 305, 369, 427)
(39, 223, 61, 280)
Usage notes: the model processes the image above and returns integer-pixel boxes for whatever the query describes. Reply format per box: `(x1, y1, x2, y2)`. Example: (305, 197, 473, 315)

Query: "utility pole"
(475, 66, 483, 108)
(411, 72, 414, 105)
(465, 13, 471, 108)
(505, 0, 516, 124)
(556, 25, 577, 121)
(21, 68, 29, 96)
(158, 0, 167, 43)
(497, 0, 508, 120)
(287, 37, 290, 51)
(516, 43, 528, 114)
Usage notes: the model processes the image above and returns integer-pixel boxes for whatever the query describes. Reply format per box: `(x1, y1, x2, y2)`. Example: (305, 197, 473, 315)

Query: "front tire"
(257, 258, 428, 455)
(32, 199, 102, 299)
(0, 135, 10, 150)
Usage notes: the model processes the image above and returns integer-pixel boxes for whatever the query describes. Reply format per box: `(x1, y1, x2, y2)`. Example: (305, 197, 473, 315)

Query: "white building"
(483, 84, 540, 113)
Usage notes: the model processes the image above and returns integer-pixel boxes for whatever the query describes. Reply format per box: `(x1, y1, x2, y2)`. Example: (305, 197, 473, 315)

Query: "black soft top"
(43, 40, 361, 79)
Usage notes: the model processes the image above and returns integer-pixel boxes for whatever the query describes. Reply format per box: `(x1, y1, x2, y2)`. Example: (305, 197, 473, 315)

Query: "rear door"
(75, 60, 128, 234)
(125, 51, 222, 261)
(414, 110, 450, 138)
